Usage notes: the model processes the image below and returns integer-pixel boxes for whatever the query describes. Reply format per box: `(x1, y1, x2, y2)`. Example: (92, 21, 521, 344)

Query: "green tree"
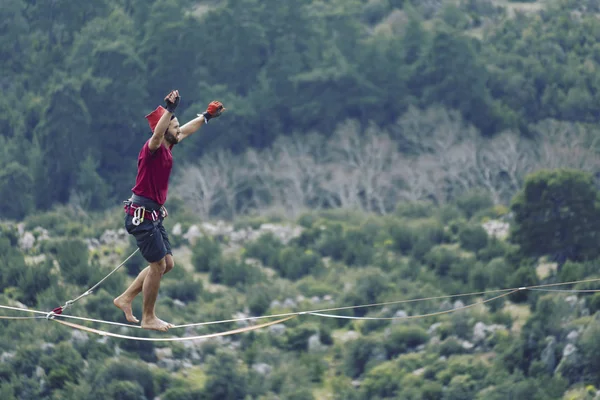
(0, 162, 34, 219)
(510, 169, 600, 266)
(203, 349, 249, 400)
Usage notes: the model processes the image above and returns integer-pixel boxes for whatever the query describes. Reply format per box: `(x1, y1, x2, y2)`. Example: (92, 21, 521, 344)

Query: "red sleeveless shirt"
(131, 140, 173, 206)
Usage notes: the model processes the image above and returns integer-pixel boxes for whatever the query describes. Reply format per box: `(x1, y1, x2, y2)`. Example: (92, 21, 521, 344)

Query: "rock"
(155, 347, 173, 360)
(413, 367, 426, 376)
(173, 299, 186, 308)
(36, 366, 45, 378)
(565, 295, 578, 307)
(33, 227, 50, 241)
(566, 330, 579, 343)
(473, 322, 488, 343)
(283, 298, 297, 308)
(563, 343, 577, 358)
(270, 300, 282, 309)
(172, 223, 182, 236)
(341, 331, 360, 342)
(540, 336, 557, 373)
(157, 358, 178, 372)
(391, 310, 408, 325)
(473, 322, 506, 344)
(453, 300, 465, 310)
(70, 330, 89, 344)
(253, 363, 272, 375)
(308, 334, 325, 353)
(428, 322, 442, 335)
(310, 296, 321, 304)
(269, 324, 287, 337)
(40, 343, 55, 352)
(439, 300, 452, 311)
(233, 312, 249, 327)
(482, 220, 509, 239)
(555, 343, 582, 376)
(19, 232, 35, 251)
(183, 225, 202, 244)
(461, 341, 474, 350)
(0, 352, 15, 363)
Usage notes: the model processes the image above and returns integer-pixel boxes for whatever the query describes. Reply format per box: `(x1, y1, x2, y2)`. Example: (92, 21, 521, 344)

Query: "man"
(114, 90, 225, 331)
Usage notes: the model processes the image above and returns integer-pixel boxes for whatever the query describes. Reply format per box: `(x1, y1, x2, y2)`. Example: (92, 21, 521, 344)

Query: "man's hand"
(201, 101, 225, 122)
(164, 90, 180, 113)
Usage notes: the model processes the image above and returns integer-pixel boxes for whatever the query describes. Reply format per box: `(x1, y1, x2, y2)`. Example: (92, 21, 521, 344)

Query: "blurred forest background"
(3, 0, 600, 399)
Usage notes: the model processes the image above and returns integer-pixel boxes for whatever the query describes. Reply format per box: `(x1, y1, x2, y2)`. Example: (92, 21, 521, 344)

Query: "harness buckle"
(132, 205, 146, 226)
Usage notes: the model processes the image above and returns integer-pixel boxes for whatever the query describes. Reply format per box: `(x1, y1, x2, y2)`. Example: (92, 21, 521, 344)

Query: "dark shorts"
(124, 214, 172, 263)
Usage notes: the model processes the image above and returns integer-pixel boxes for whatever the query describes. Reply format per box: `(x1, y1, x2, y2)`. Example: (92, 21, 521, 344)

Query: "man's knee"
(164, 255, 174, 274)
(150, 258, 167, 275)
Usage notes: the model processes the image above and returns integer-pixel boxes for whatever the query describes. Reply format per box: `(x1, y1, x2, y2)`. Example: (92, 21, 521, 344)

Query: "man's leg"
(140, 257, 173, 332)
(114, 254, 174, 324)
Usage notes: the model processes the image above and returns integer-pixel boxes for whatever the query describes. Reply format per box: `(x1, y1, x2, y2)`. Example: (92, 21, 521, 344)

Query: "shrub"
(359, 361, 402, 399)
(588, 292, 600, 314)
(454, 189, 494, 219)
(191, 236, 223, 273)
(384, 325, 429, 357)
(45, 238, 90, 285)
(275, 247, 324, 280)
(424, 245, 462, 277)
(395, 201, 435, 219)
(459, 224, 489, 252)
(161, 277, 203, 302)
(244, 232, 284, 267)
(210, 256, 264, 287)
(247, 283, 274, 315)
(343, 336, 386, 378)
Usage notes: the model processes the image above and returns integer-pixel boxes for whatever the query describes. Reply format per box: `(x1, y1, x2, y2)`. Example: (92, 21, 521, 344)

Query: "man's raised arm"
(149, 90, 180, 151)
(179, 100, 225, 141)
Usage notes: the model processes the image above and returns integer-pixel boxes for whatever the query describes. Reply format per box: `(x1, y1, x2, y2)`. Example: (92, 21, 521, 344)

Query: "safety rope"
(46, 248, 139, 319)
(305, 290, 518, 321)
(52, 315, 297, 341)
(1, 277, 599, 329)
(1, 246, 599, 341)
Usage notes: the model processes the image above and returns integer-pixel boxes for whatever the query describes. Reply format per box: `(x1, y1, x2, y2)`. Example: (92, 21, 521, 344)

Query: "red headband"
(145, 106, 167, 133)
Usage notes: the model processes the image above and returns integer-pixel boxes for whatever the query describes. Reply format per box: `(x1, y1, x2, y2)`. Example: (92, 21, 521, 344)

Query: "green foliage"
(209, 256, 265, 287)
(384, 324, 429, 357)
(284, 325, 318, 352)
(359, 361, 402, 399)
(203, 349, 249, 400)
(579, 317, 600, 385)
(0, 237, 55, 305)
(192, 236, 223, 273)
(454, 190, 495, 220)
(342, 336, 386, 378)
(510, 169, 600, 265)
(160, 276, 203, 303)
(459, 224, 489, 252)
(0, 162, 33, 219)
(274, 246, 324, 280)
(45, 238, 90, 285)
(40, 342, 84, 390)
(92, 359, 156, 400)
(244, 232, 284, 267)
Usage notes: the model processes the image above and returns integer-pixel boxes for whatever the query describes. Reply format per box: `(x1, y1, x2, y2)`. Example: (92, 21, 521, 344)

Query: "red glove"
(201, 101, 225, 122)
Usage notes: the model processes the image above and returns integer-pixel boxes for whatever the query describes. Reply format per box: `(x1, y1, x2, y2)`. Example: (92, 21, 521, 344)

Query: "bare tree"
(269, 133, 328, 216)
(174, 161, 222, 219)
(209, 149, 254, 219)
(328, 120, 403, 213)
(533, 119, 600, 173)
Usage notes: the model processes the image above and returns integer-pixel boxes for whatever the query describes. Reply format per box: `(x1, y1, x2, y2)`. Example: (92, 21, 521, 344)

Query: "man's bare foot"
(141, 317, 173, 332)
(113, 296, 139, 324)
